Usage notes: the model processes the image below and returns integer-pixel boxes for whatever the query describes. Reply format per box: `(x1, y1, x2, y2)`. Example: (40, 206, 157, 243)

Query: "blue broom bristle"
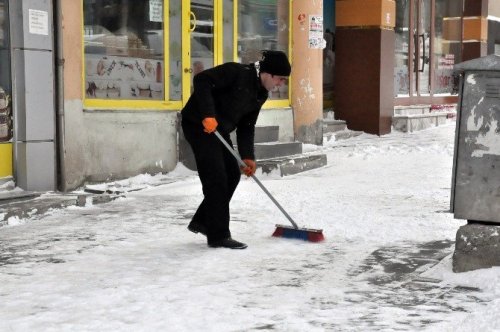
(272, 225, 325, 242)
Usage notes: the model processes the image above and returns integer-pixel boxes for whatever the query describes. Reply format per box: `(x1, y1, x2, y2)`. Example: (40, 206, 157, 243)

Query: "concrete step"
(394, 105, 431, 116)
(323, 119, 347, 133)
(392, 112, 450, 133)
(324, 129, 363, 142)
(230, 125, 279, 144)
(254, 141, 302, 160)
(258, 154, 328, 176)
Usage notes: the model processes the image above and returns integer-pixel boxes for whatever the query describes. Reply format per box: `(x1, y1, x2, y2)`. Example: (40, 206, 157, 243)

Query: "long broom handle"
(214, 130, 299, 229)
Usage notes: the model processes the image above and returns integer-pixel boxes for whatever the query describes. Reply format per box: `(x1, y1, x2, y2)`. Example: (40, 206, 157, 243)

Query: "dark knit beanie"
(259, 50, 291, 76)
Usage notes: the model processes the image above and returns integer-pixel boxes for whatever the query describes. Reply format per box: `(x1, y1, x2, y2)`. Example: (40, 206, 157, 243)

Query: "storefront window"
(433, 0, 462, 95)
(83, 0, 165, 101)
(238, 0, 289, 100)
(394, 0, 410, 96)
(223, 0, 234, 63)
(169, 0, 182, 100)
(0, 0, 12, 142)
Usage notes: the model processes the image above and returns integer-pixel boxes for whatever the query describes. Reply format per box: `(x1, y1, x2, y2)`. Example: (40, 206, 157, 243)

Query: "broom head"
(272, 224, 325, 242)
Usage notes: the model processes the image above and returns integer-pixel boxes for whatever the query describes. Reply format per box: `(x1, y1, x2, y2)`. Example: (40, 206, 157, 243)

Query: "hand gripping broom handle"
(214, 130, 299, 229)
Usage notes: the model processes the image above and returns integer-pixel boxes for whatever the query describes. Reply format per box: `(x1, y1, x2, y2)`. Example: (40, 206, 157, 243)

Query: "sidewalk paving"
(1, 122, 496, 331)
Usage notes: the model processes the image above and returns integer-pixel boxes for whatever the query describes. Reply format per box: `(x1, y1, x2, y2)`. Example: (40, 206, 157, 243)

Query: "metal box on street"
(452, 55, 500, 223)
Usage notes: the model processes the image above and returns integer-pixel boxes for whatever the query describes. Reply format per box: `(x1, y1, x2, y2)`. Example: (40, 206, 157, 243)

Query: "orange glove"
(202, 117, 218, 133)
(241, 159, 256, 177)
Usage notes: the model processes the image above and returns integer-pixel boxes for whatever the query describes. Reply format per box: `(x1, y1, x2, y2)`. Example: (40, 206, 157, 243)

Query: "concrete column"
(291, 0, 324, 145)
(461, 0, 488, 61)
(334, 0, 395, 135)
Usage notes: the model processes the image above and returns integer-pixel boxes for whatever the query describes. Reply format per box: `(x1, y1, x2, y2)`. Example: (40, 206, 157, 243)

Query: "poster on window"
(309, 15, 325, 49)
(85, 54, 164, 100)
(149, 0, 163, 23)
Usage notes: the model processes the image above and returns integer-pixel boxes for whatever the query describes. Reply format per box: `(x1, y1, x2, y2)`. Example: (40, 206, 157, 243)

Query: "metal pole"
(54, 0, 67, 191)
(214, 130, 299, 229)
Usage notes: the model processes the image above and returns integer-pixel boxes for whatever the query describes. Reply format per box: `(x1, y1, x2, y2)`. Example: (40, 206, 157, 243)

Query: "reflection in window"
(83, 0, 165, 101)
(394, 0, 410, 97)
(238, 0, 289, 100)
(433, 0, 462, 95)
(169, 0, 181, 100)
(223, 0, 234, 63)
(0, 0, 12, 142)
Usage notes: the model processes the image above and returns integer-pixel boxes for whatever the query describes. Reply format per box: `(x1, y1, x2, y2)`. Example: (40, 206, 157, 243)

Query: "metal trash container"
(451, 55, 500, 224)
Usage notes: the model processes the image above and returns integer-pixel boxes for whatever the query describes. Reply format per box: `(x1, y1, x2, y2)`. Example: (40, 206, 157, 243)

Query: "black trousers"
(182, 120, 241, 243)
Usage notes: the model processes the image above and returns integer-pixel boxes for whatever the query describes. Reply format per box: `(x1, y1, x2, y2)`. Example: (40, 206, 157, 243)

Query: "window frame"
(81, 0, 292, 111)
(82, 0, 182, 111)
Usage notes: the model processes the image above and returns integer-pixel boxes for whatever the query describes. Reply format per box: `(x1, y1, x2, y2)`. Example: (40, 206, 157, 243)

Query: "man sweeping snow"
(181, 50, 291, 249)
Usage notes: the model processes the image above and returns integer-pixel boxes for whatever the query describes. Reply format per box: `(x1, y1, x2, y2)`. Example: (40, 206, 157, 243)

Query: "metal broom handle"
(214, 130, 299, 229)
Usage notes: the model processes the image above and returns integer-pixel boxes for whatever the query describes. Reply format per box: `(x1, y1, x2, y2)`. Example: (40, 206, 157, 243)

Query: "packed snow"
(1, 122, 500, 331)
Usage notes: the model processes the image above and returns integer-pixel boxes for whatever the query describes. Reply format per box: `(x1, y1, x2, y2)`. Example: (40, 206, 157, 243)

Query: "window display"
(433, 0, 462, 95)
(83, 0, 165, 101)
(0, 0, 5, 48)
(238, 0, 289, 100)
(394, 0, 410, 96)
(0, 0, 12, 142)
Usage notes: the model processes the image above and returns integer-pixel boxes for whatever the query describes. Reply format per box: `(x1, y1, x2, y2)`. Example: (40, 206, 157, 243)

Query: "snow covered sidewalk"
(1, 123, 499, 331)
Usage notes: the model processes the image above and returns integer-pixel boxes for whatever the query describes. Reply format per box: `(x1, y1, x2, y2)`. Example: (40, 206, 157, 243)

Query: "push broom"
(214, 131, 325, 242)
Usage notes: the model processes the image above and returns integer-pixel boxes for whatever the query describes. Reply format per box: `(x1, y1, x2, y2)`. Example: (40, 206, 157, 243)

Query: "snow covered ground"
(1, 122, 499, 331)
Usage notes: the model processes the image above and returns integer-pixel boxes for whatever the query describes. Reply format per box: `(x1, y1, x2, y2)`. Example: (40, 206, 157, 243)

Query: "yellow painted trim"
(215, 0, 223, 65)
(84, 99, 182, 110)
(263, 99, 290, 109)
(182, 1, 191, 106)
(164, 0, 170, 101)
(0, 143, 13, 178)
(234, 0, 238, 62)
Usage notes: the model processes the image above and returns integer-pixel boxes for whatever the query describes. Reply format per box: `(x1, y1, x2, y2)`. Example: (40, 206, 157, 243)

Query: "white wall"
(256, 108, 294, 142)
(62, 100, 178, 190)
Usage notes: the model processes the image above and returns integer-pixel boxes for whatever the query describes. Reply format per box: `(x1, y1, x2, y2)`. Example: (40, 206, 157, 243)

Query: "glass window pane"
(433, 0, 462, 95)
(83, 0, 165, 101)
(191, 0, 214, 75)
(0, 0, 12, 142)
(223, 0, 234, 63)
(238, 0, 289, 100)
(169, 0, 182, 100)
(418, 0, 431, 96)
(394, 0, 410, 97)
(0, 0, 10, 93)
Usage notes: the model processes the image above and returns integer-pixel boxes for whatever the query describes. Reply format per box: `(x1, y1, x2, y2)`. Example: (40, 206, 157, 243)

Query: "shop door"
(395, 0, 431, 100)
(186, 0, 216, 96)
(412, 0, 431, 97)
(394, 0, 461, 105)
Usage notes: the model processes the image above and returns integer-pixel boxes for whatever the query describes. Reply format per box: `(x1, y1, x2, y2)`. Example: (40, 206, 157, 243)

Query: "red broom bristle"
(307, 231, 325, 242)
(272, 227, 284, 237)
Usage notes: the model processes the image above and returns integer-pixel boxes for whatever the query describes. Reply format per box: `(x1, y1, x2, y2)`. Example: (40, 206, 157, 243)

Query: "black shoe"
(188, 222, 207, 236)
(208, 238, 247, 249)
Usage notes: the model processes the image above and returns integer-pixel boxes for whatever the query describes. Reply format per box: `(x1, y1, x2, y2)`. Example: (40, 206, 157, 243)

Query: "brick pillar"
(334, 0, 395, 135)
(291, 0, 324, 145)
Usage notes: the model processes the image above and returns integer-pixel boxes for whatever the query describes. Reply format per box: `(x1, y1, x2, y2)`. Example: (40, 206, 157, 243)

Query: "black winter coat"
(181, 62, 268, 160)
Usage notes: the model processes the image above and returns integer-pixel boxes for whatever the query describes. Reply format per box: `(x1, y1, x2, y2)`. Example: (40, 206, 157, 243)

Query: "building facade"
(0, 0, 499, 192)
